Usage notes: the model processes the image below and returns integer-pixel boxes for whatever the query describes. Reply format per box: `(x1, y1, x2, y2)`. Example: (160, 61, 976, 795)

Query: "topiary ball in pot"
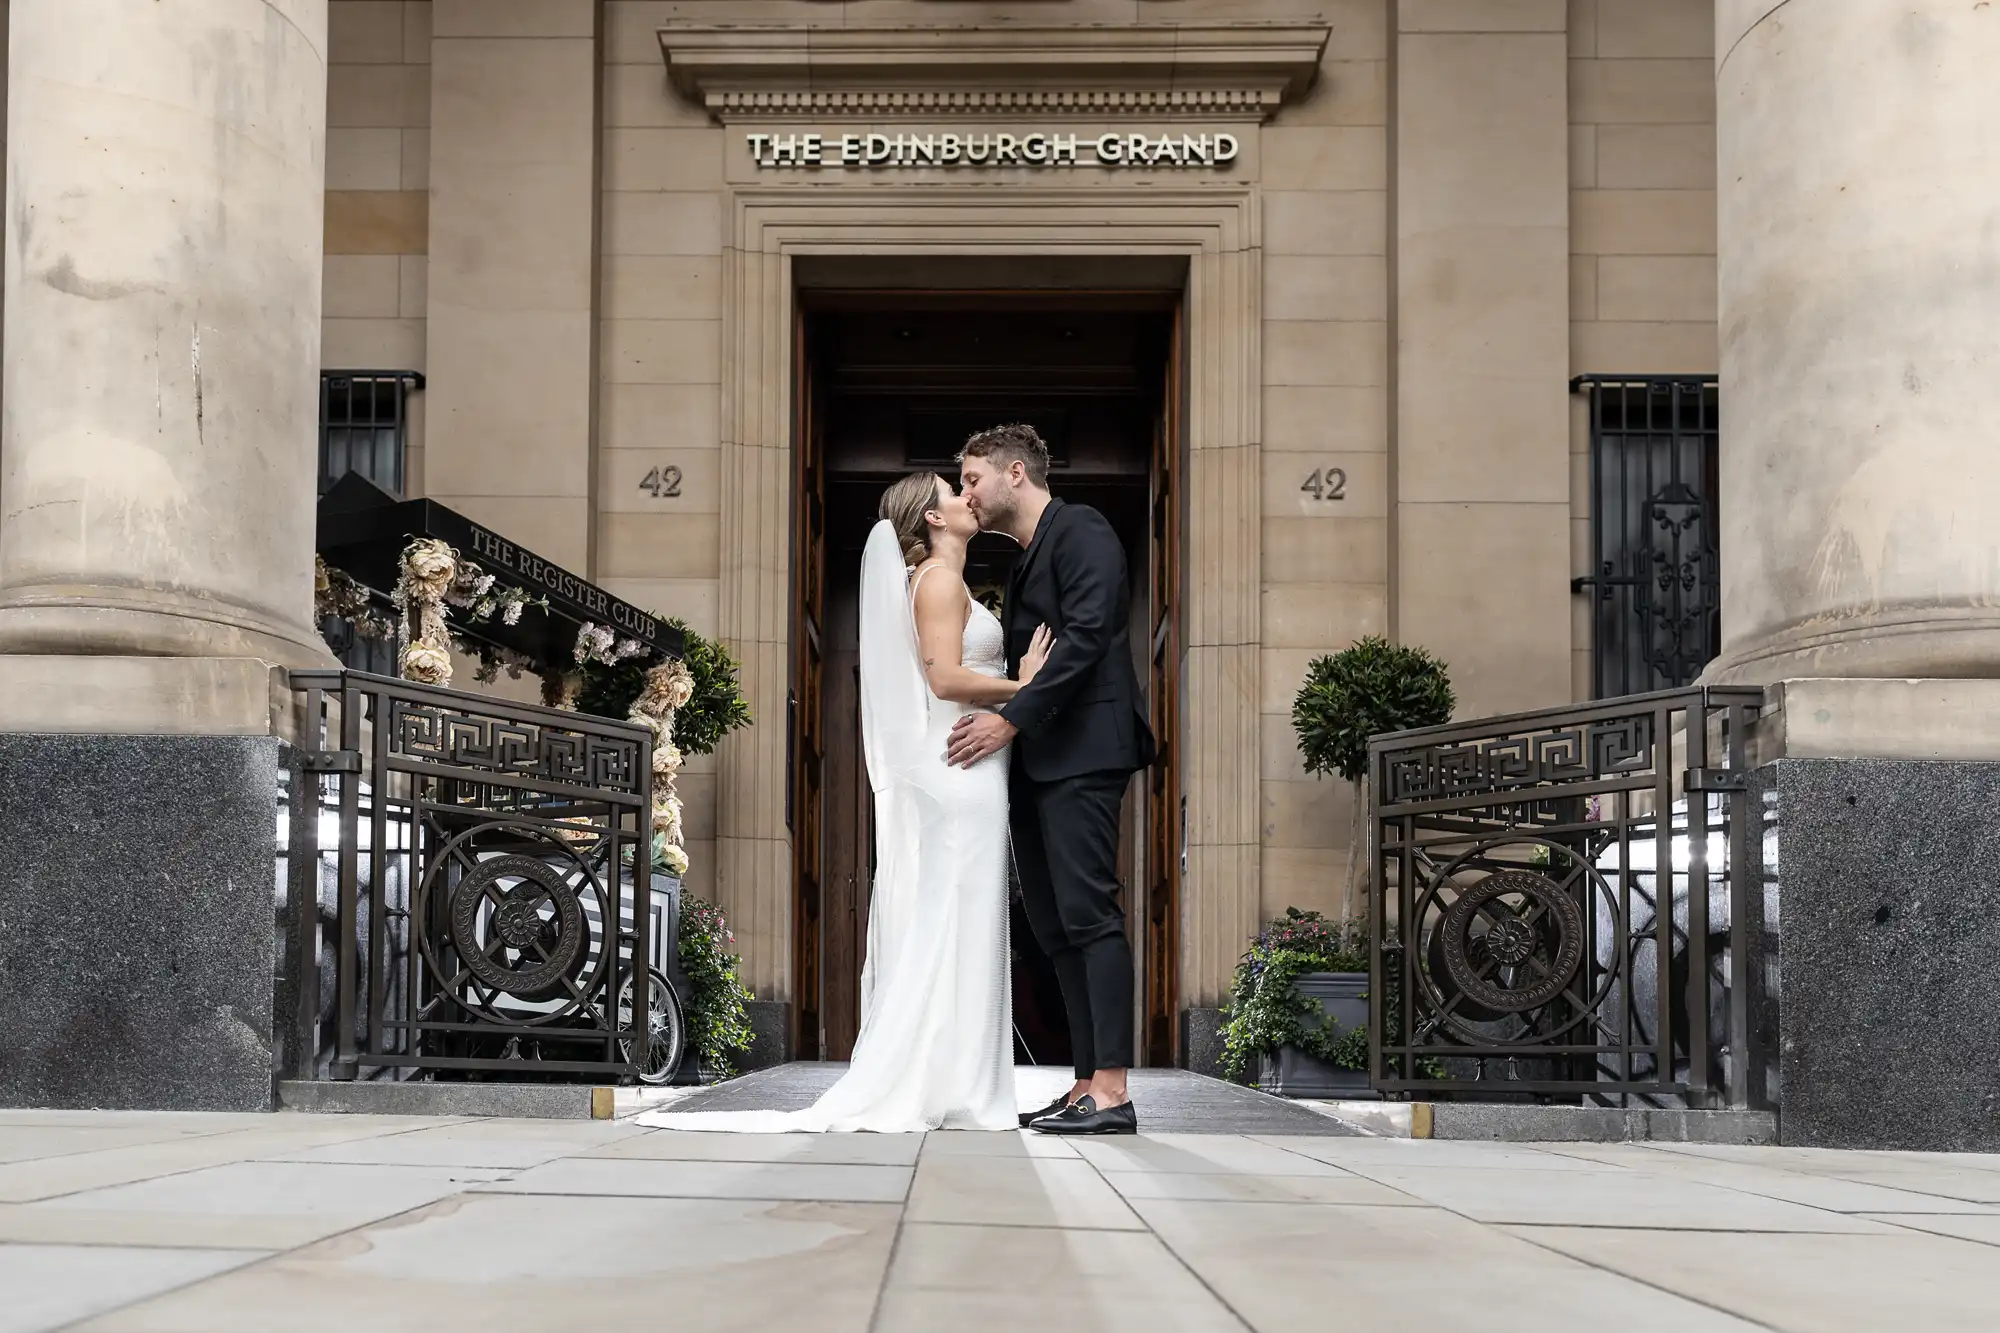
(1292, 636, 1454, 938)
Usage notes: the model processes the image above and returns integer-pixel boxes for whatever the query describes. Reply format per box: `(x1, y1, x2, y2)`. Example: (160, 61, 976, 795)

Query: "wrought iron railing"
(1369, 686, 1771, 1106)
(283, 669, 658, 1081)
(1572, 375, 1720, 699)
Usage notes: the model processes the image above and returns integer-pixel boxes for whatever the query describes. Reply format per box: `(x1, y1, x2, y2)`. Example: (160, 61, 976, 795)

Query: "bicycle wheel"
(616, 967, 686, 1085)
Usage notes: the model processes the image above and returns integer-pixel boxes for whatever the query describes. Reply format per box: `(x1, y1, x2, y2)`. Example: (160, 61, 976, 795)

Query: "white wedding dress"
(635, 521, 1016, 1133)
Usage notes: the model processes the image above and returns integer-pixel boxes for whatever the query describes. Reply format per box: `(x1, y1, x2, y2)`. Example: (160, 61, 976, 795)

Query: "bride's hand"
(1020, 624, 1056, 684)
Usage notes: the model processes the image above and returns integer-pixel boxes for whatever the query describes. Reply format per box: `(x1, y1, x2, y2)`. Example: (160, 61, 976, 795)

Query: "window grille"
(319, 370, 422, 496)
(1572, 375, 1721, 699)
(318, 370, 422, 673)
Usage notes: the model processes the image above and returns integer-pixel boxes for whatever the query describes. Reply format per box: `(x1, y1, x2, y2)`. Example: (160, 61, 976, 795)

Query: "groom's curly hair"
(958, 422, 1051, 488)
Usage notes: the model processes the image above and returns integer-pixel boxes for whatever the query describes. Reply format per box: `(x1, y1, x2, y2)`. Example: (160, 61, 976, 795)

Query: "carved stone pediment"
(657, 23, 1331, 122)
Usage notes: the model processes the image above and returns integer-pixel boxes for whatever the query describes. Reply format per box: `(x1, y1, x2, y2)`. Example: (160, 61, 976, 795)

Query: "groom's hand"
(947, 713, 1016, 768)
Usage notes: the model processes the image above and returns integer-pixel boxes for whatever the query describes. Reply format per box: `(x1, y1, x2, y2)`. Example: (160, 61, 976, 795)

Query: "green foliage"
(578, 619, 753, 756)
(1291, 636, 1455, 783)
(1219, 908, 1446, 1084)
(1218, 909, 1367, 1084)
(676, 894, 755, 1081)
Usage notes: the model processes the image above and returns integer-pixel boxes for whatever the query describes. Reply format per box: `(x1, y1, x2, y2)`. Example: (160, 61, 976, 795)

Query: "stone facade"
(284, 0, 1731, 1051)
(1567, 0, 1718, 697)
(325, 1, 434, 483)
(0, 0, 1738, 1071)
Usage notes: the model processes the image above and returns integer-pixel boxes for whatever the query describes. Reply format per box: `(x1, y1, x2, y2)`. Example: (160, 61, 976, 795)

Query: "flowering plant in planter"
(1218, 908, 1366, 1083)
(677, 894, 755, 1081)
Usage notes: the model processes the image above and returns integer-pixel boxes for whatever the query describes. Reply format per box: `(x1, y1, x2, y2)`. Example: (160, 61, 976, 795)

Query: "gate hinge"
(1684, 767, 1747, 793)
(300, 749, 362, 774)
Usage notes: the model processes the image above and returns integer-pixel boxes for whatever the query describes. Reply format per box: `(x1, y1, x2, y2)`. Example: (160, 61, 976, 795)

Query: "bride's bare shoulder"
(909, 563, 968, 610)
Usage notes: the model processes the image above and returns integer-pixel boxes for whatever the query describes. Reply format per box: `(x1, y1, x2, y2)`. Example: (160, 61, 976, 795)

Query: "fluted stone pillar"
(0, 0, 330, 1112)
(1714, 2, 2000, 1151)
(1709, 1, 2000, 684)
(0, 0, 330, 669)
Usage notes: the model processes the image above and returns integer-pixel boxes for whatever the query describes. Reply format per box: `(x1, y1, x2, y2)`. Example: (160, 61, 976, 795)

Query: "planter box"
(1257, 971, 1379, 1100)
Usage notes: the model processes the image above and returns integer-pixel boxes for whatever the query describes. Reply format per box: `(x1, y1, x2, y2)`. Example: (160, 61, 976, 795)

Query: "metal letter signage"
(746, 130, 1241, 170)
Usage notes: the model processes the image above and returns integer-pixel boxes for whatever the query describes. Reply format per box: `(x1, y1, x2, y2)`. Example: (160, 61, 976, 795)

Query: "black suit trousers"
(1010, 765, 1135, 1079)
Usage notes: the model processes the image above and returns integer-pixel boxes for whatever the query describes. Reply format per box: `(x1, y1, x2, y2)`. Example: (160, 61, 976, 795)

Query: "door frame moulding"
(712, 187, 1265, 1025)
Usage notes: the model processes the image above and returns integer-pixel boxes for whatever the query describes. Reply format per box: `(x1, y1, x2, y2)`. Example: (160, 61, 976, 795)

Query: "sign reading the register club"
(747, 130, 1241, 169)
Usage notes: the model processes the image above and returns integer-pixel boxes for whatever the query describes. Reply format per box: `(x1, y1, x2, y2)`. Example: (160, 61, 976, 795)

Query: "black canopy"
(317, 472, 685, 667)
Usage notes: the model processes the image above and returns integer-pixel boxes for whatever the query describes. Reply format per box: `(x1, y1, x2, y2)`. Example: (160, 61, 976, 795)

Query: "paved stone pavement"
(4, 1075, 2000, 1331)
(670, 1064, 1359, 1135)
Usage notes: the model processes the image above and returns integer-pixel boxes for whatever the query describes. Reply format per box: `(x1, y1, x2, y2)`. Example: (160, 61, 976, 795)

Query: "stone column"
(0, 0, 331, 667)
(0, 0, 329, 1112)
(1714, 2, 2000, 1151)
(1709, 1, 2000, 683)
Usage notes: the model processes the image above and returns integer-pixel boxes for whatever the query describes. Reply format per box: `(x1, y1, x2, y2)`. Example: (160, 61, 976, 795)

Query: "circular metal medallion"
(1439, 869, 1584, 1014)
(450, 855, 585, 996)
(490, 888, 550, 949)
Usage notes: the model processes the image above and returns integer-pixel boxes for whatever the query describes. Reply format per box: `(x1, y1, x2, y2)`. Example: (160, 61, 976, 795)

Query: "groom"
(948, 423, 1156, 1136)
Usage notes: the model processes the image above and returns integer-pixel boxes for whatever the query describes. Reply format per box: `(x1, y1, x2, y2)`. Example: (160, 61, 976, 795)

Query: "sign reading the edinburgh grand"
(747, 130, 1241, 170)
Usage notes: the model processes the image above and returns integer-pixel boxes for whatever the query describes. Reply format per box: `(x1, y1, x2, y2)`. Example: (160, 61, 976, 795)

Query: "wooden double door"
(791, 292, 1184, 1068)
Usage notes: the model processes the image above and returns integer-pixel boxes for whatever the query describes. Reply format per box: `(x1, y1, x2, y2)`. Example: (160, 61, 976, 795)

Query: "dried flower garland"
(314, 556, 395, 641)
(446, 561, 535, 626)
(573, 621, 647, 668)
(540, 669, 584, 712)
(389, 538, 546, 689)
(628, 658, 696, 878)
(464, 642, 538, 685)
(393, 538, 458, 685)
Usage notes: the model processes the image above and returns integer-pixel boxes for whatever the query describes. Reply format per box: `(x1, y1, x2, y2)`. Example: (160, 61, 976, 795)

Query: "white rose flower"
(401, 641, 453, 685)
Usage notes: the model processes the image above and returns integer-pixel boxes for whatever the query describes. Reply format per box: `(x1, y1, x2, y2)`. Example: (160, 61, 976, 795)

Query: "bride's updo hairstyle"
(879, 471, 944, 568)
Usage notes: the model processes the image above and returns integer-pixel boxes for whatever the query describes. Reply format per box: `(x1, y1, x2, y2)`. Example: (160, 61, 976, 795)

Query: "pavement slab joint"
(4, 1066, 1999, 1330)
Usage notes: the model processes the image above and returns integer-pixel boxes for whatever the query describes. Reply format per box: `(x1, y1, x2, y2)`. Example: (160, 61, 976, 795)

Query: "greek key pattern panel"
(1383, 715, 1655, 806)
(389, 701, 644, 795)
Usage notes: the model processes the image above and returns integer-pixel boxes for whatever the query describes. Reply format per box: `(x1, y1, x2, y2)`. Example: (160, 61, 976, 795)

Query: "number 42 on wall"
(638, 465, 683, 499)
(1300, 467, 1346, 502)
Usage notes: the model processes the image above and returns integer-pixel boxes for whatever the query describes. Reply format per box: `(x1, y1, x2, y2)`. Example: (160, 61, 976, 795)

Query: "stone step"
(1302, 1099, 1777, 1144)
(278, 1079, 616, 1120)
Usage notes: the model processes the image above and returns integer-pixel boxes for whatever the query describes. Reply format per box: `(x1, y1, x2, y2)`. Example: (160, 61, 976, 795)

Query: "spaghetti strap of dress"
(908, 562, 970, 625)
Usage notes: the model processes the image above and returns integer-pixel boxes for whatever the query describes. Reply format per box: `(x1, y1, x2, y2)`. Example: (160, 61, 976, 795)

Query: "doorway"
(789, 284, 1184, 1070)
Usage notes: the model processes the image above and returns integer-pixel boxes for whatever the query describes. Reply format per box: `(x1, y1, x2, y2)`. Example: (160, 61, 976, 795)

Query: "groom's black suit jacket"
(998, 498, 1158, 783)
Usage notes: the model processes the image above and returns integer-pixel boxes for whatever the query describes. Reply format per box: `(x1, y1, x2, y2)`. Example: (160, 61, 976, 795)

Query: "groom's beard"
(975, 491, 1017, 533)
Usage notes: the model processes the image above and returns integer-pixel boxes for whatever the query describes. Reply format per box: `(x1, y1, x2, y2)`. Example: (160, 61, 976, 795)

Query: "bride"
(635, 472, 1052, 1133)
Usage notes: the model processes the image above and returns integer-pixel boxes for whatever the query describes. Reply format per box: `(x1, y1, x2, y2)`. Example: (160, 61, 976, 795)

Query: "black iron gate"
(1369, 687, 1771, 1106)
(1572, 375, 1721, 699)
(288, 670, 653, 1079)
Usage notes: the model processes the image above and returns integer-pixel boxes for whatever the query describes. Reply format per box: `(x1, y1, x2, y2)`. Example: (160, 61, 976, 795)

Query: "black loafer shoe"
(1018, 1093, 1073, 1128)
(1030, 1095, 1138, 1136)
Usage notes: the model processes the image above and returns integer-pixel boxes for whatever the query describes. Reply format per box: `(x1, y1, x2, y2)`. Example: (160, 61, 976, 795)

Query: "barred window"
(319, 370, 423, 497)
(317, 370, 422, 673)
(1572, 375, 1721, 700)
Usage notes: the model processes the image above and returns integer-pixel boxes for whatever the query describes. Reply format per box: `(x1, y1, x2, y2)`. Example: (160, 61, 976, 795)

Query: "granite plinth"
(1765, 757, 2000, 1150)
(0, 734, 280, 1110)
(1180, 1006, 1225, 1077)
(741, 999, 791, 1072)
